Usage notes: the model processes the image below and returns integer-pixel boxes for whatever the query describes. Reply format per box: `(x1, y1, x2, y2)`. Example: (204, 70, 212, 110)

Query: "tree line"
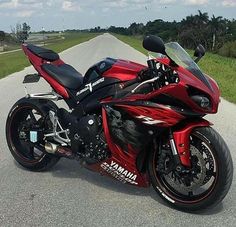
(0, 22, 31, 47)
(91, 11, 236, 56)
(1, 11, 235, 57)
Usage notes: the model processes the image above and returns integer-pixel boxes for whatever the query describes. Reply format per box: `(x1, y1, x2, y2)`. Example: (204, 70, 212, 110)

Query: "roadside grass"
(115, 34, 236, 104)
(0, 32, 99, 79)
(4, 44, 20, 52)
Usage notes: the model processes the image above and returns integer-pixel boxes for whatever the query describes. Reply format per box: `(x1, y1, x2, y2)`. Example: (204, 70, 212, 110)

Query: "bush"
(218, 41, 236, 58)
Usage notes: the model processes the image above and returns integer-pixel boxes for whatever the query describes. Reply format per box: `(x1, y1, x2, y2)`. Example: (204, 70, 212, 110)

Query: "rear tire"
(6, 98, 60, 171)
(148, 127, 233, 211)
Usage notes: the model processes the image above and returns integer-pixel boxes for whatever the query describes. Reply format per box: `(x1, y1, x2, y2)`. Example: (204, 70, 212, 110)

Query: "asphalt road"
(0, 34, 235, 227)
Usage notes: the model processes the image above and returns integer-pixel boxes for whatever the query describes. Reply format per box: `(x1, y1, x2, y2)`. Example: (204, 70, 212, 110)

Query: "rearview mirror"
(143, 35, 166, 55)
(194, 44, 206, 63)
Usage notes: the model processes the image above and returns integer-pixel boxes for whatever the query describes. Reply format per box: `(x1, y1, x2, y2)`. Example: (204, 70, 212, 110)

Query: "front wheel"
(148, 127, 233, 211)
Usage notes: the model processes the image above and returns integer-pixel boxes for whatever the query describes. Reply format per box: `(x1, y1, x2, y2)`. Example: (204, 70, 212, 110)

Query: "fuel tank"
(84, 58, 146, 83)
(102, 58, 146, 81)
(71, 58, 146, 113)
(77, 58, 145, 102)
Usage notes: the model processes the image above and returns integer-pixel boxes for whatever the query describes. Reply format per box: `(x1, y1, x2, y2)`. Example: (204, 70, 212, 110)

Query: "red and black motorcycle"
(6, 35, 233, 211)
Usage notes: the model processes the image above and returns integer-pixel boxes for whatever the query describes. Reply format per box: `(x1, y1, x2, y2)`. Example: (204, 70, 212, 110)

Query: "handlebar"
(122, 59, 178, 91)
(123, 76, 142, 89)
(123, 66, 158, 89)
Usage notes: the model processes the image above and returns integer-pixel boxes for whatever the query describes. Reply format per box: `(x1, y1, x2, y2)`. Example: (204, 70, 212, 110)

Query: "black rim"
(154, 131, 218, 203)
(8, 105, 47, 164)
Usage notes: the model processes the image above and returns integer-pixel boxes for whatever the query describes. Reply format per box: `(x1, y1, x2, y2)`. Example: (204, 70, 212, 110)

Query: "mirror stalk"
(194, 55, 203, 63)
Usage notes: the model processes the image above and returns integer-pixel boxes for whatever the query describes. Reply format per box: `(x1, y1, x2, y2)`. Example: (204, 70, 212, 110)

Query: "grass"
(0, 32, 99, 79)
(115, 34, 236, 104)
(3, 44, 20, 52)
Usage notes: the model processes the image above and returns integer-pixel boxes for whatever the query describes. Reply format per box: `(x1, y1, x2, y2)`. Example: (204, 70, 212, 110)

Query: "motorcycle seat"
(27, 44, 59, 62)
(42, 63, 83, 90)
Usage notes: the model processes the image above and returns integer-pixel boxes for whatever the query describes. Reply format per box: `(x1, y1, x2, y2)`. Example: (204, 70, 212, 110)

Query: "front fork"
(169, 119, 212, 167)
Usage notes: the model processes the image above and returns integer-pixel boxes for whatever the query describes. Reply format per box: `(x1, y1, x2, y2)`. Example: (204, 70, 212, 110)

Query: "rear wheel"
(148, 127, 233, 211)
(6, 98, 60, 171)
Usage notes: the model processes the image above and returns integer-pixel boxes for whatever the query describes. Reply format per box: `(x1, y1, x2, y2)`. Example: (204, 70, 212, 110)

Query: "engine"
(57, 109, 110, 163)
(106, 107, 153, 153)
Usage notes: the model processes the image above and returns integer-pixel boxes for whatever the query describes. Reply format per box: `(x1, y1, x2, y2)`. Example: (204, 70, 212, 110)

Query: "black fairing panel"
(67, 77, 122, 111)
(78, 85, 116, 113)
(71, 83, 122, 116)
(76, 77, 121, 101)
(83, 58, 117, 83)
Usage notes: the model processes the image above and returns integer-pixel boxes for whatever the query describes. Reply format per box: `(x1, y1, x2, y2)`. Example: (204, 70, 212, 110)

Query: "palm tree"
(209, 15, 225, 50)
(196, 10, 209, 26)
(179, 11, 209, 49)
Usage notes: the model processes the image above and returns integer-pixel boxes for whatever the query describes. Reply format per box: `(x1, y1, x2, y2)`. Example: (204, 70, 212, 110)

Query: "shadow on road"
(50, 158, 152, 196)
(37, 158, 224, 215)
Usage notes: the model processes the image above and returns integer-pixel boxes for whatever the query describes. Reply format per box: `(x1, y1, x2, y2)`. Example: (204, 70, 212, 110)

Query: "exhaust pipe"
(45, 142, 74, 159)
(45, 142, 58, 154)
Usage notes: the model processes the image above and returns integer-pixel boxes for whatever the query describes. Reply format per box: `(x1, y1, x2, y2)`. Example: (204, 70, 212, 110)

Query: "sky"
(0, 0, 235, 32)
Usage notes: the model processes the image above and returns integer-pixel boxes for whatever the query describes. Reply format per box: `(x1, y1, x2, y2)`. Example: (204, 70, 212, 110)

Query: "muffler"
(45, 142, 74, 159)
(45, 142, 58, 154)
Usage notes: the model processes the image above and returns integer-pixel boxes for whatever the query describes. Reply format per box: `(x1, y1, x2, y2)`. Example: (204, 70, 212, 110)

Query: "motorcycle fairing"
(86, 107, 150, 187)
(86, 102, 212, 186)
(109, 64, 220, 115)
(115, 102, 185, 127)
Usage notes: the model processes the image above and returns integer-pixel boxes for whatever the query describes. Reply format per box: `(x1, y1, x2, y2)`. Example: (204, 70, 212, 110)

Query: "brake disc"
(164, 145, 207, 193)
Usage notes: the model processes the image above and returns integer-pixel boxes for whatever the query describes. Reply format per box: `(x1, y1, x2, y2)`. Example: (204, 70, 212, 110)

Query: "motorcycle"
(5, 35, 233, 211)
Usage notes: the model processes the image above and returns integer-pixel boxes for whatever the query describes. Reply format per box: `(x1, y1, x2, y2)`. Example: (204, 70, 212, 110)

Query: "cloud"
(183, 0, 209, 5)
(0, 0, 18, 9)
(100, 0, 153, 10)
(159, 0, 176, 3)
(222, 0, 236, 7)
(0, 12, 11, 16)
(62, 0, 82, 12)
(15, 10, 35, 17)
(0, 0, 42, 9)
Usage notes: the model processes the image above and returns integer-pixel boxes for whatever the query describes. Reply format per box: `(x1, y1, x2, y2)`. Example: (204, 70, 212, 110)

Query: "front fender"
(173, 119, 212, 167)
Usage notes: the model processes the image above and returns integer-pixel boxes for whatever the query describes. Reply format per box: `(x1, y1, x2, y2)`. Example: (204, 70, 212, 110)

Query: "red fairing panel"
(22, 44, 69, 99)
(112, 58, 220, 115)
(103, 59, 147, 81)
(158, 58, 220, 114)
(87, 103, 185, 187)
(116, 104, 185, 127)
(86, 108, 149, 187)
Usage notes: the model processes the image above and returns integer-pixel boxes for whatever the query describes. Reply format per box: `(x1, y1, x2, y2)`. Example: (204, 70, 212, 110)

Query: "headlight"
(191, 95, 211, 109)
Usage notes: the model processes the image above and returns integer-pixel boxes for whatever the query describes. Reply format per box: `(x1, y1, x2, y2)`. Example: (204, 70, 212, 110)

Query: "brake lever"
(131, 76, 159, 93)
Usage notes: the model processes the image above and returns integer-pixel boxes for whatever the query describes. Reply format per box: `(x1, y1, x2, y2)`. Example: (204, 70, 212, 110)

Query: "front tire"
(6, 98, 60, 171)
(148, 127, 233, 211)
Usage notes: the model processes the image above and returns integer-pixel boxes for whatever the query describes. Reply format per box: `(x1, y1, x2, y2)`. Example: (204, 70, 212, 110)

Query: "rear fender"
(173, 119, 212, 167)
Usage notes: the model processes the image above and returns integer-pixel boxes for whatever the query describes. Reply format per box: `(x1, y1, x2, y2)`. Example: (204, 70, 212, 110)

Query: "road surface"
(0, 34, 235, 227)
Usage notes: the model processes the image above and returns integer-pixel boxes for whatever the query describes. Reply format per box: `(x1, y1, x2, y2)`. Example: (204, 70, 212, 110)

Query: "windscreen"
(164, 42, 212, 90)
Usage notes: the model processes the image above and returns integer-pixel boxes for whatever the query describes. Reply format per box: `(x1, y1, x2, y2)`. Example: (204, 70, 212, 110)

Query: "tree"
(196, 10, 209, 25)
(96, 11, 233, 54)
(227, 19, 236, 41)
(15, 22, 31, 43)
(0, 31, 5, 46)
(128, 23, 144, 35)
(209, 15, 224, 50)
(179, 11, 210, 49)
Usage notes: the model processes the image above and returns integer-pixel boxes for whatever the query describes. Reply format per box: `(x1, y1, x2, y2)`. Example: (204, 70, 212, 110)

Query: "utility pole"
(42, 27, 45, 46)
